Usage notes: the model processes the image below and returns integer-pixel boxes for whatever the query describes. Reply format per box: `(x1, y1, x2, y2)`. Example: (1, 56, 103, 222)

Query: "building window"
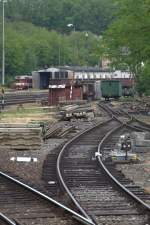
(55, 72, 59, 79)
(49, 72, 52, 79)
(64, 72, 68, 79)
(54, 71, 68, 79)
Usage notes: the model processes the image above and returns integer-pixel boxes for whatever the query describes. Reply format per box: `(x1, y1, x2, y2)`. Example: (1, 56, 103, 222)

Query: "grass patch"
(0, 105, 56, 123)
(0, 108, 44, 118)
(119, 96, 135, 102)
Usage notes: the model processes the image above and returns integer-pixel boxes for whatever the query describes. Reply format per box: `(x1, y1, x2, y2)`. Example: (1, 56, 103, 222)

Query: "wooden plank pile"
(0, 124, 42, 150)
(44, 122, 75, 139)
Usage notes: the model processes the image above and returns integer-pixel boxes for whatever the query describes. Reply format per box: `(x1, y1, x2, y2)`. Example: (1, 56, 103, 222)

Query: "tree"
(102, 0, 150, 94)
(136, 63, 150, 95)
(5, 0, 115, 34)
(0, 21, 103, 83)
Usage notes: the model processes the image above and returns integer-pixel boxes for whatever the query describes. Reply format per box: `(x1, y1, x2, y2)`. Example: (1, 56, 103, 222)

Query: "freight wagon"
(101, 80, 122, 100)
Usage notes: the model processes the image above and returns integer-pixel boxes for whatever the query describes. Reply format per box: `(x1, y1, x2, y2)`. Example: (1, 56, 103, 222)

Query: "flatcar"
(13, 75, 32, 90)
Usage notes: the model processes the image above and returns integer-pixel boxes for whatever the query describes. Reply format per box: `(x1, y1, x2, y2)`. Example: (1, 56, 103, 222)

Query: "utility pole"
(67, 23, 76, 65)
(0, 0, 7, 85)
(58, 35, 61, 67)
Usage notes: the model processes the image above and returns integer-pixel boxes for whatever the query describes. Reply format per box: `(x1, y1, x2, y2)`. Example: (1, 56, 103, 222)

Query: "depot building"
(32, 66, 133, 105)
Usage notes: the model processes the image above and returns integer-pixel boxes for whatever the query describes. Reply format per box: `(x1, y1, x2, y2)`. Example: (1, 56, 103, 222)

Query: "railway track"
(0, 213, 16, 225)
(97, 121, 150, 224)
(1, 100, 149, 224)
(42, 121, 99, 198)
(99, 123, 150, 201)
(0, 171, 95, 225)
(57, 104, 150, 224)
(3, 91, 48, 106)
(99, 102, 150, 131)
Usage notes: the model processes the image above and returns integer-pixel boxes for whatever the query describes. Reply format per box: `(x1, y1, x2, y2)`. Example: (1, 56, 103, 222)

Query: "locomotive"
(13, 75, 32, 90)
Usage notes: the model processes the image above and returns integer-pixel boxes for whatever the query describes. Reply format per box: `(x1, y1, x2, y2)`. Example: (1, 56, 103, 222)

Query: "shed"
(48, 82, 82, 105)
(32, 68, 60, 89)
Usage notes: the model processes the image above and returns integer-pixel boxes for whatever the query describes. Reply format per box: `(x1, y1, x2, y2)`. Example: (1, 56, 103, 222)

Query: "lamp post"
(0, 0, 7, 85)
(85, 32, 88, 38)
(67, 23, 75, 32)
(84, 32, 89, 65)
(67, 23, 77, 66)
(67, 24, 76, 99)
(58, 35, 61, 67)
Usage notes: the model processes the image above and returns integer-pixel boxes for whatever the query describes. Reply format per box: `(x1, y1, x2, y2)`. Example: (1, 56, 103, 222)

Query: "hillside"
(5, 0, 115, 34)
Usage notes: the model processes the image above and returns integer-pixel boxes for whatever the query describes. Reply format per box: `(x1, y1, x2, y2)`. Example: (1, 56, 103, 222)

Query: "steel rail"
(57, 117, 119, 223)
(120, 108, 150, 130)
(99, 102, 150, 131)
(133, 117, 150, 129)
(98, 103, 126, 127)
(3, 91, 48, 106)
(118, 108, 133, 119)
(98, 102, 113, 117)
(126, 122, 150, 132)
(5, 97, 48, 106)
(96, 123, 150, 211)
(0, 213, 16, 225)
(0, 171, 95, 225)
(125, 123, 145, 132)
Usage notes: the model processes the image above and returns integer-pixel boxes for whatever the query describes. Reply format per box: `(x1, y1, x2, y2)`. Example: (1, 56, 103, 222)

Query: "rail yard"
(0, 91, 149, 225)
(0, 0, 149, 224)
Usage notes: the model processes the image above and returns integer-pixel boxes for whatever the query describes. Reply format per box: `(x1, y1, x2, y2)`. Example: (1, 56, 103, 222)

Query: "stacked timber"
(44, 125, 62, 139)
(58, 103, 94, 120)
(57, 125, 75, 138)
(44, 123, 75, 139)
(0, 124, 42, 150)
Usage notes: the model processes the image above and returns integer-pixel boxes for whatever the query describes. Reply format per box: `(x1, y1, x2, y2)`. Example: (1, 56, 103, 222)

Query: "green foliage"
(0, 21, 102, 80)
(136, 63, 150, 95)
(4, 0, 115, 34)
(0, 0, 116, 84)
(103, 0, 150, 94)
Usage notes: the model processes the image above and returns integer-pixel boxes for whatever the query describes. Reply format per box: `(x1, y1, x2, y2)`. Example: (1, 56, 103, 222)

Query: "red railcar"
(13, 76, 32, 90)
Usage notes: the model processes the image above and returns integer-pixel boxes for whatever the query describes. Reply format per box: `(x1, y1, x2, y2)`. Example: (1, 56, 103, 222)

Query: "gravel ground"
(0, 138, 65, 185)
(0, 116, 106, 194)
(116, 152, 150, 196)
(0, 103, 149, 205)
(116, 115, 150, 199)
